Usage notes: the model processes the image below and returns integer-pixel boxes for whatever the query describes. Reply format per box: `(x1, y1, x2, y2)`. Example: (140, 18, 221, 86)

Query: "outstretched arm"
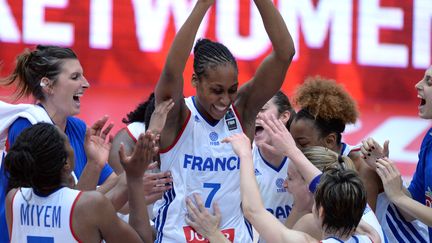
(260, 115, 321, 185)
(376, 158, 431, 225)
(155, 0, 214, 148)
(222, 133, 315, 243)
(236, 0, 294, 135)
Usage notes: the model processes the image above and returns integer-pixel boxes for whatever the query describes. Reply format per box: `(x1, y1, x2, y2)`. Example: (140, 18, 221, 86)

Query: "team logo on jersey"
(426, 187, 432, 207)
(275, 178, 287, 193)
(225, 108, 237, 130)
(209, 132, 220, 146)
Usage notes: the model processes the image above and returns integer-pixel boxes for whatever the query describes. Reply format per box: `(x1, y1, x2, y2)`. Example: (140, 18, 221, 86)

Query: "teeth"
(214, 105, 226, 112)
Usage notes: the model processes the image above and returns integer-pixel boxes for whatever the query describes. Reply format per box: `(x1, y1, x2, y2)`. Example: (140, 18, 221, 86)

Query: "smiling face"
(289, 118, 325, 149)
(44, 58, 89, 117)
(193, 64, 238, 122)
(255, 98, 280, 144)
(415, 66, 432, 119)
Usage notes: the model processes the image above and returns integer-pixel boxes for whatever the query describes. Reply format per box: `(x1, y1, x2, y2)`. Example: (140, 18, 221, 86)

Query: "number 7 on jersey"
(203, 183, 221, 208)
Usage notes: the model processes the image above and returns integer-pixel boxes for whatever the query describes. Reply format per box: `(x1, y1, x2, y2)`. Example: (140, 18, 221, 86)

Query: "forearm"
(240, 152, 266, 220)
(127, 176, 153, 243)
(76, 161, 104, 191)
(102, 173, 128, 211)
(162, 2, 211, 77)
(285, 148, 321, 185)
(254, 0, 294, 59)
(391, 195, 432, 226)
(207, 231, 231, 243)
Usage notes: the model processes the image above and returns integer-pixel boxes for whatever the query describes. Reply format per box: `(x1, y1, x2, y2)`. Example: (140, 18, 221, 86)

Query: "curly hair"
(294, 76, 358, 124)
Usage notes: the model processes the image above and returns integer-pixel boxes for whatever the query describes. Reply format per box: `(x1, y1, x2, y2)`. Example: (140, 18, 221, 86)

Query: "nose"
(415, 79, 422, 91)
(220, 93, 230, 106)
(283, 178, 288, 189)
(82, 76, 90, 89)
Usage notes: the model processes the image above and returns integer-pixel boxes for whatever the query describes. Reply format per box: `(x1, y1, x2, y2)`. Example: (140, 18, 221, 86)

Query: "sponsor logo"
(183, 226, 235, 242)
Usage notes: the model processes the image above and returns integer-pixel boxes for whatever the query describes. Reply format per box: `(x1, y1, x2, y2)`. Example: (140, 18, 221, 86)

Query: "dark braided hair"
(122, 92, 155, 130)
(193, 39, 238, 78)
(4, 123, 68, 193)
(0, 45, 77, 101)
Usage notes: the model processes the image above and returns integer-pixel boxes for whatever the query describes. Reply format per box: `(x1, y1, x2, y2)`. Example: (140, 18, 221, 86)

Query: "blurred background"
(0, 0, 430, 179)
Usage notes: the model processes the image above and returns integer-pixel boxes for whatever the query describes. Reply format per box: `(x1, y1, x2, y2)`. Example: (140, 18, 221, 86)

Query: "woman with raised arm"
(222, 133, 372, 243)
(4, 123, 156, 243)
(153, 0, 294, 241)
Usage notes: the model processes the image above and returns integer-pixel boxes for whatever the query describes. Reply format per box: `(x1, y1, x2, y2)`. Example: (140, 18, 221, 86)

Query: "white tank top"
(320, 234, 372, 243)
(10, 187, 82, 243)
(154, 96, 253, 243)
(126, 122, 146, 142)
(253, 144, 293, 243)
(376, 192, 429, 243)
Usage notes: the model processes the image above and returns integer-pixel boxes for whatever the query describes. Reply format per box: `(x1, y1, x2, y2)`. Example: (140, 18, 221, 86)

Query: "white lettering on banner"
(23, 0, 74, 46)
(278, 0, 352, 64)
(363, 117, 431, 163)
(90, 0, 112, 49)
(133, 0, 208, 52)
(0, 0, 20, 42)
(413, 0, 432, 69)
(216, 0, 268, 60)
(358, 0, 408, 67)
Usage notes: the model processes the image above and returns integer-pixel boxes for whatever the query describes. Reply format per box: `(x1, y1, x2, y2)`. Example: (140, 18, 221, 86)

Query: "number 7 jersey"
(153, 96, 253, 243)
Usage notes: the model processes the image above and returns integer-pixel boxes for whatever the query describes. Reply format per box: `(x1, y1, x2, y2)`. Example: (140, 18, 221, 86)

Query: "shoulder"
(9, 117, 32, 132)
(67, 116, 87, 129)
(66, 117, 87, 136)
(74, 191, 112, 220)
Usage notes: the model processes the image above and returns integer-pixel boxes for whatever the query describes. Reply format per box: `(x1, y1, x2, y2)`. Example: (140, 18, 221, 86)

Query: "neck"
(258, 143, 285, 168)
(322, 229, 353, 241)
(40, 101, 67, 131)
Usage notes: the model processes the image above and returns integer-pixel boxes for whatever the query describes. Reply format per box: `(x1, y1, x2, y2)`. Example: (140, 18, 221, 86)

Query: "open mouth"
(255, 125, 264, 136)
(420, 98, 426, 106)
(73, 93, 83, 104)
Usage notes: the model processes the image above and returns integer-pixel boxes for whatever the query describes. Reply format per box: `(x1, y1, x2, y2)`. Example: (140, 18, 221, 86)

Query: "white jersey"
(361, 204, 387, 243)
(320, 234, 372, 243)
(340, 142, 361, 157)
(253, 144, 293, 243)
(154, 96, 253, 243)
(376, 192, 429, 243)
(10, 187, 82, 243)
(126, 122, 146, 142)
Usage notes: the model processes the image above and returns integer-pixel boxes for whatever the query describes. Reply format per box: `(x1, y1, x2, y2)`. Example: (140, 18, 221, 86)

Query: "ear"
(191, 73, 199, 88)
(318, 205, 325, 219)
(279, 111, 291, 125)
(323, 133, 337, 150)
(40, 77, 51, 88)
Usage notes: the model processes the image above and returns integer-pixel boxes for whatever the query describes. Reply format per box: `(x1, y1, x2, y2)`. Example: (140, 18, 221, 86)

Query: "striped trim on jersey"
(155, 187, 176, 243)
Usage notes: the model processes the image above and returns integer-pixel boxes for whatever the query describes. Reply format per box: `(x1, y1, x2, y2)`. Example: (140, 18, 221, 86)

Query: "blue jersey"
(0, 116, 113, 243)
(408, 127, 432, 241)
